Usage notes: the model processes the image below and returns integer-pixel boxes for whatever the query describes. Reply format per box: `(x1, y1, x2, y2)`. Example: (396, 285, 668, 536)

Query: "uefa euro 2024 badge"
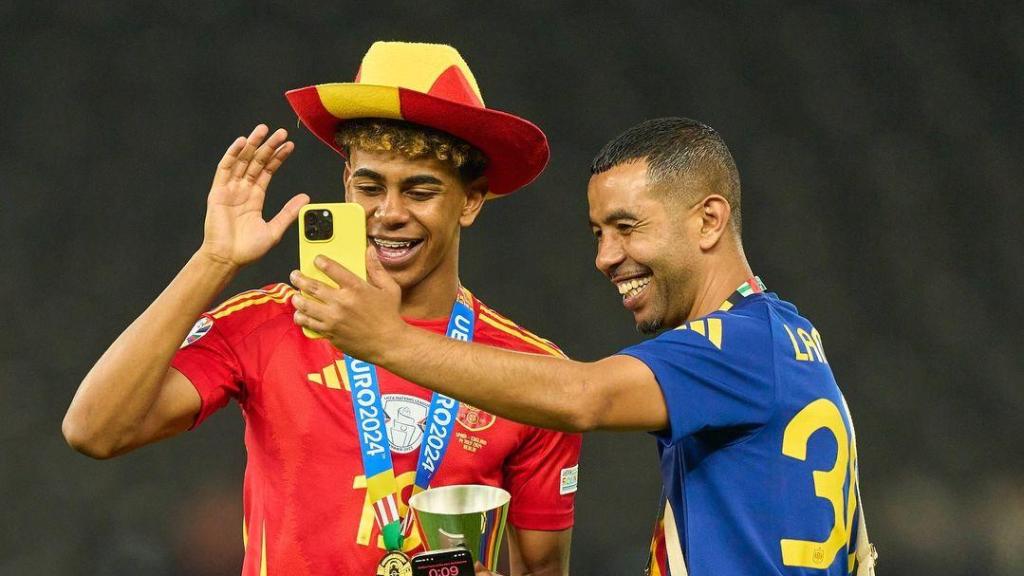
(180, 317, 213, 348)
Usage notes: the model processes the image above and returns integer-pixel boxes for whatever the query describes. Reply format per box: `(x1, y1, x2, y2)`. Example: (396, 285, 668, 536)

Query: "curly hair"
(335, 118, 489, 182)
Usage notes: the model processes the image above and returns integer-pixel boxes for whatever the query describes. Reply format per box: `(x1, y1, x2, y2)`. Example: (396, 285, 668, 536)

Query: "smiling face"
(344, 148, 485, 313)
(589, 160, 704, 333)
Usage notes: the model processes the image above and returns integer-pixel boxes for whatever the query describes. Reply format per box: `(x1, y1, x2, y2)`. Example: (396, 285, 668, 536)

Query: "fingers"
(289, 270, 329, 300)
(291, 276, 343, 334)
(290, 290, 332, 321)
(229, 124, 270, 180)
(254, 141, 295, 190)
(212, 124, 295, 194)
(268, 193, 311, 241)
(365, 245, 395, 291)
(244, 128, 290, 183)
(315, 255, 364, 288)
(292, 306, 329, 334)
(213, 136, 247, 187)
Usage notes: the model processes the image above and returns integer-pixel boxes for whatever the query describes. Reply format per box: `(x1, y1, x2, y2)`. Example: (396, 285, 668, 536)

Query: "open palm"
(202, 124, 309, 268)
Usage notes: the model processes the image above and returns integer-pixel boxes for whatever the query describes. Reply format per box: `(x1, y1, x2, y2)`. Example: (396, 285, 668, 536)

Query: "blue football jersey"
(621, 279, 864, 576)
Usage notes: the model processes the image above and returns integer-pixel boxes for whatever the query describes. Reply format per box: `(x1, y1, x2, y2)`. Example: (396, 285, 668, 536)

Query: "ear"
(697, 195, 733, 251)
(342, 161, 354, 202)
(459, 176, 488, 227)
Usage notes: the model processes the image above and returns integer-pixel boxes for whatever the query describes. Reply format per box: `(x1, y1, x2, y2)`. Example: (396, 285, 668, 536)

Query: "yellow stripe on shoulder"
(211, 283, 295, 319)
(478, 305, 564, 354)
(478, 306, 566, 358)
(210, 283, 293, 315)
(210, 288, 267, 315)
(675, 317, 723, 349)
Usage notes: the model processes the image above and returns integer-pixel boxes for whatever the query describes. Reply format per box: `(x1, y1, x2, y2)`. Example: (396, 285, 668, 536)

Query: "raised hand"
(200, 124, 309, 269)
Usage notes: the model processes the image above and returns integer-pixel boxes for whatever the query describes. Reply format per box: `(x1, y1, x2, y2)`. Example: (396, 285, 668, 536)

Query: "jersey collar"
(718, 276, 766, 311)
(402, 286, 476, 328)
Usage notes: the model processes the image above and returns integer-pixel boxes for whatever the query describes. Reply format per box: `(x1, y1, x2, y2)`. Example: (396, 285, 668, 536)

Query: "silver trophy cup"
(408, 484, 511, 572)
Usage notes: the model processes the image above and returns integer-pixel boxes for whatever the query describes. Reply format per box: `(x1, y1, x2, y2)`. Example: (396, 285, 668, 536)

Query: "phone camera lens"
(304, 209, 333, 241)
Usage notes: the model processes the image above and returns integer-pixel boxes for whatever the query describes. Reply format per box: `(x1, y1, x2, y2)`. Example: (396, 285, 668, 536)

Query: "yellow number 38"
(781, 398, 859, 573)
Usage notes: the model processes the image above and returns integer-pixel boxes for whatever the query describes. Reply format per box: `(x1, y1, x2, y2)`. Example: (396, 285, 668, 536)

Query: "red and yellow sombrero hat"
(285, 41, 549, 196)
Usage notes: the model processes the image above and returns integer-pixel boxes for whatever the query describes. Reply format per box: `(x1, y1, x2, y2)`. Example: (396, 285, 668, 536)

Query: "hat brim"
(285, 84, 549, 196)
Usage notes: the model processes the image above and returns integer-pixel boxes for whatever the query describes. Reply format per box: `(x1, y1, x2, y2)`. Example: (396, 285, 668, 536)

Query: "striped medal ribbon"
(344, 287, 475, 551)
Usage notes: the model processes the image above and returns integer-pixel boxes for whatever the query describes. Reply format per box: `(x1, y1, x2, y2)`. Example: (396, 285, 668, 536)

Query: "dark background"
(3, 1, 1022, 575)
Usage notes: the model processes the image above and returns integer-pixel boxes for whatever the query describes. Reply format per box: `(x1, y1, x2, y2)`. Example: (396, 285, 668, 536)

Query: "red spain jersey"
(171, 283, 581, 576)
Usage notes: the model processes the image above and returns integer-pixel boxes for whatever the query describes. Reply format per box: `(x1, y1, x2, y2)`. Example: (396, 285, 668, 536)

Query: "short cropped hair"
(336, 118, 489, 182)
(591, 117, 742, 233)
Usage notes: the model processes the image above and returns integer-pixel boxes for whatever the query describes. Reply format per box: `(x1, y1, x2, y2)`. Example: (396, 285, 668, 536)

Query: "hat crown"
(356, 42, 485, 107)
(285, 40, 549, 195)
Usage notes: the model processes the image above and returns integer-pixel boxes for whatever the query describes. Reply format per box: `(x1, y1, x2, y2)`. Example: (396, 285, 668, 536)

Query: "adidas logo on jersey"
(307, 359, 350, 391)
(676, 317, 723, 349)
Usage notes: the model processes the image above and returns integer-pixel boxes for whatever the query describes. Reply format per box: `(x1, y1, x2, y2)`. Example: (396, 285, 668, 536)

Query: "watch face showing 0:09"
(411, 548, 474, 576)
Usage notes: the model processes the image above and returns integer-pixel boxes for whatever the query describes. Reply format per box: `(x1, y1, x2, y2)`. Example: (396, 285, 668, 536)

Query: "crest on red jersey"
(457, 404, 496, 432)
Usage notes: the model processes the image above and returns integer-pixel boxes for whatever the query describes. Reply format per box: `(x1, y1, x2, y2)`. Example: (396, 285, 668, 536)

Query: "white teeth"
(616, 276, 651, 298)
(374, 238, 413, 248)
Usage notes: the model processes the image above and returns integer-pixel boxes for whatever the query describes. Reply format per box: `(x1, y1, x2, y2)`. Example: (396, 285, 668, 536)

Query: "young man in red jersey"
(63, 42, 579, 576)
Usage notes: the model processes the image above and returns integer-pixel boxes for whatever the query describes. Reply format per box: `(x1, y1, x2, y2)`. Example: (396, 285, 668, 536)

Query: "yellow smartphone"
(298, 203, 367, 338)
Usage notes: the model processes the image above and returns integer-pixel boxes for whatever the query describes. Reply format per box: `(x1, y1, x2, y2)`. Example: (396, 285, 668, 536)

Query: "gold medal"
(376, 550, 413, 576)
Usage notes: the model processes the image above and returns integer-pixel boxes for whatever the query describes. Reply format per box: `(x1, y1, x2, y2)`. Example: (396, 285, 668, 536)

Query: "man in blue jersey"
(290, 118, 877, 575)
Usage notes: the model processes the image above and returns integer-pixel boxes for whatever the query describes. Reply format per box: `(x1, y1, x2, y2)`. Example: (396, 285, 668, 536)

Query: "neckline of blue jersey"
(719, 276, 766, 311)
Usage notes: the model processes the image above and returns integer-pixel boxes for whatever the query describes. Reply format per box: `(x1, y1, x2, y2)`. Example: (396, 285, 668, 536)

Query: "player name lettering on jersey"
(783, 323, 828, 364)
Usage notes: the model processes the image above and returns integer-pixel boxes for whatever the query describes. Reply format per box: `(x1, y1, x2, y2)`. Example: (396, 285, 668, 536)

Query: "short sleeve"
(618, 317, 775, 446)
(503, 426, 582, 531)
(170, 314, 244, 428)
